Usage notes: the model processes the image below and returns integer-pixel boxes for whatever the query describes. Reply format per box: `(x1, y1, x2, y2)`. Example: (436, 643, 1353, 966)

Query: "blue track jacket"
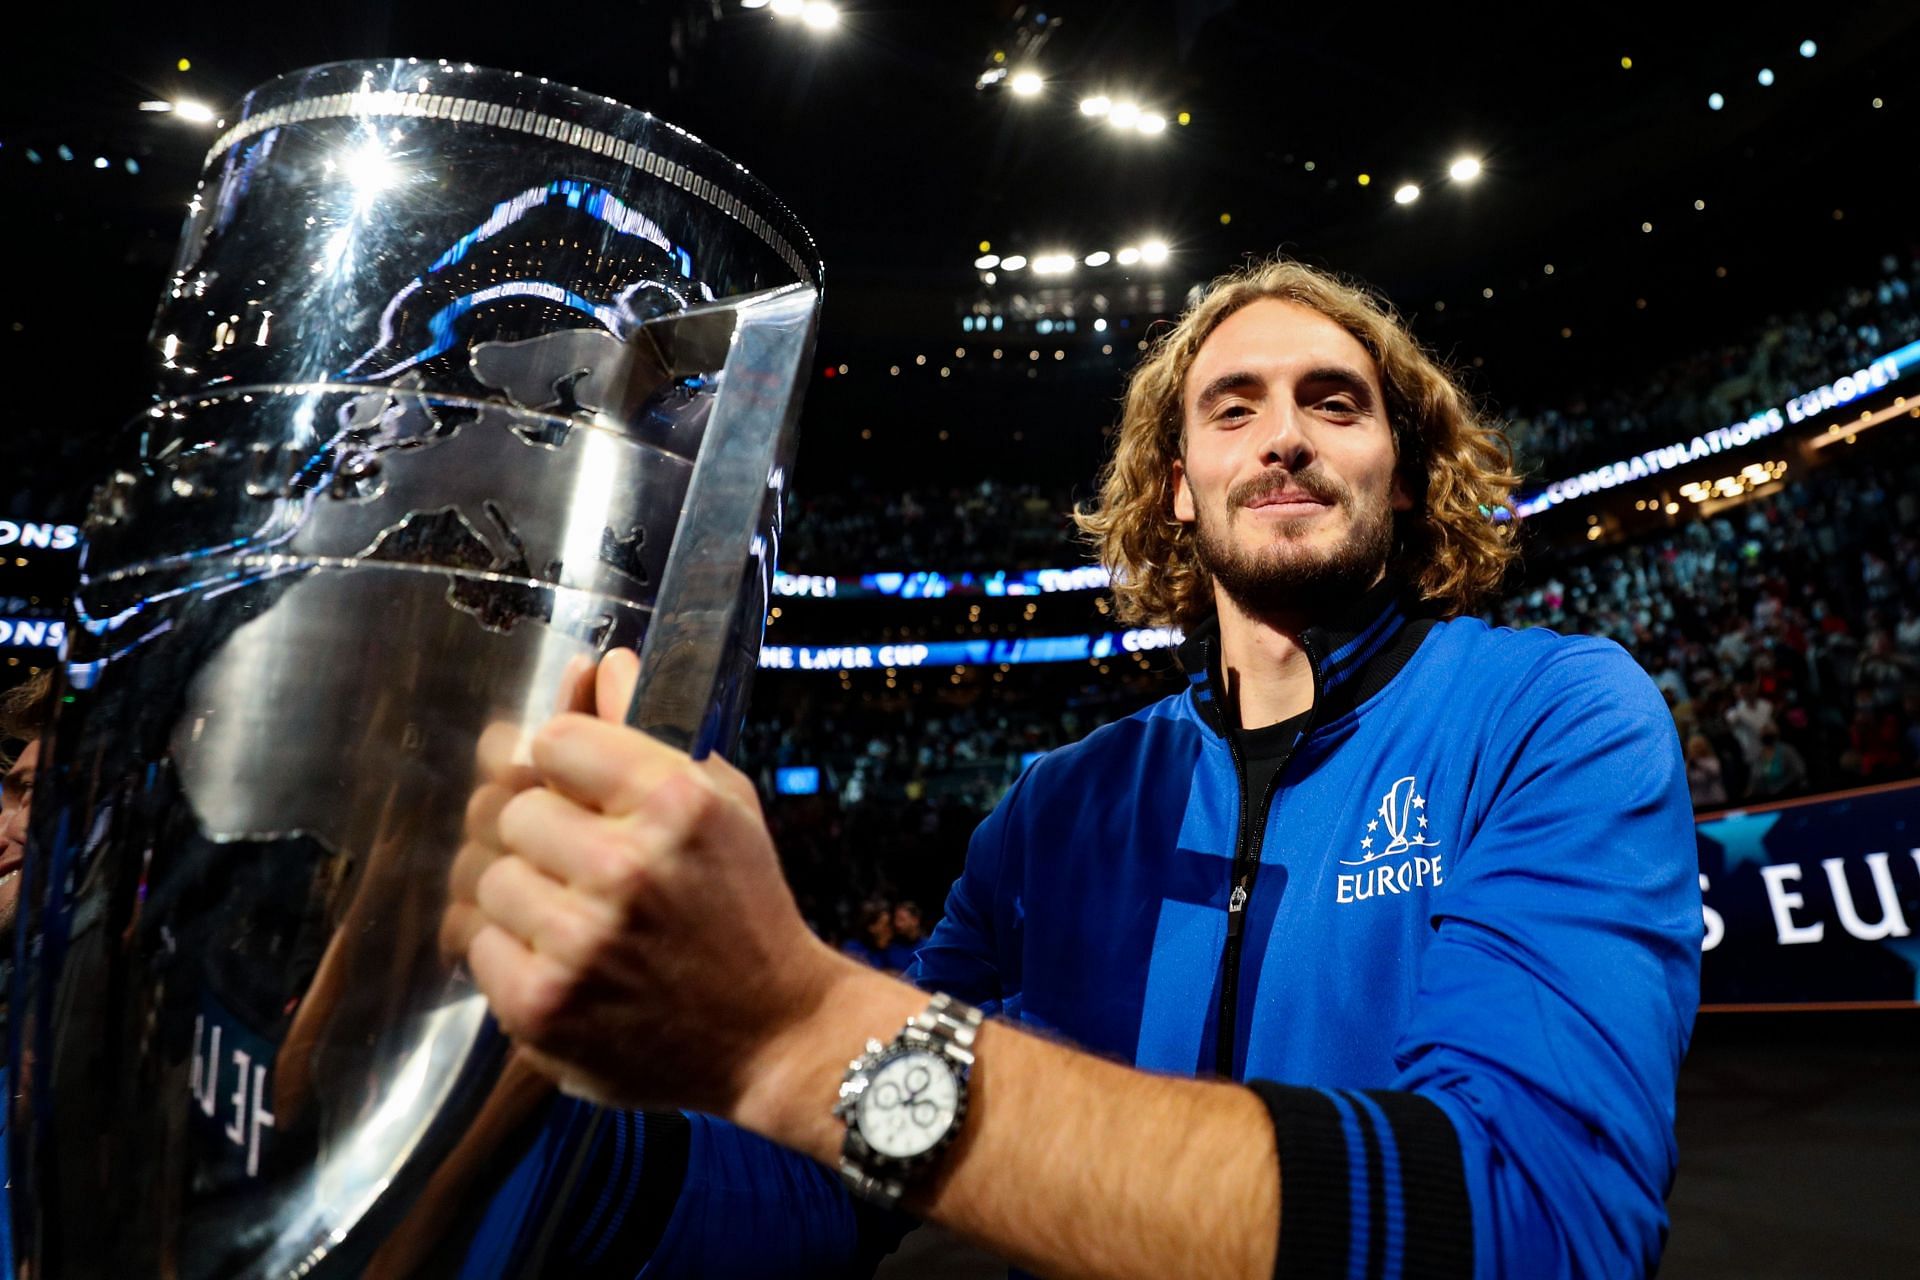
(467, 581, 1702, 1279)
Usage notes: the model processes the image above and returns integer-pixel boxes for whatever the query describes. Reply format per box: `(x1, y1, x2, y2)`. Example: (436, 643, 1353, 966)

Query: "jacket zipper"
(1212, 634, 1320, 1079)
(1215, 727, 1283, 1078)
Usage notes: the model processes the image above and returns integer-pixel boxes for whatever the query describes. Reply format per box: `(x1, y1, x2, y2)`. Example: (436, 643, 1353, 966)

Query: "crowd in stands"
(743, 666, 1171, 945)
(773, 253, 1920, 577)
(1502, 253, 1920, 479)
(1492, 427, 1920, 810)
(778, 479, 1081, 576)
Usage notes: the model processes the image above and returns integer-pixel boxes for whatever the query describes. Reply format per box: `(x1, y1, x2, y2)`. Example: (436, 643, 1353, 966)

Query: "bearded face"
(1172, 299, 1411, 619)
(1188, 457, 1398, 617)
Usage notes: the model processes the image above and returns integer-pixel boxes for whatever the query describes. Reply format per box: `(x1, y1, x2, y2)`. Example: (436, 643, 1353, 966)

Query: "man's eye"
(1322, 399, 1360, 414)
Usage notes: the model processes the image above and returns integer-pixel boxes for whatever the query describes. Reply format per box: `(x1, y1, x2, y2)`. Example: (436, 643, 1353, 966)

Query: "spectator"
(1685, 734, 1730, 808)
(1746, 726, 1808, 801)
(839, 898, 898, 970)
(1724, 681, 1777, 767)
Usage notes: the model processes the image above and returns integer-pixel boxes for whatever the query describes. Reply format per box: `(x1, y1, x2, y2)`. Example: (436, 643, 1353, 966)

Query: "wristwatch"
(833, 992, 983, 1206)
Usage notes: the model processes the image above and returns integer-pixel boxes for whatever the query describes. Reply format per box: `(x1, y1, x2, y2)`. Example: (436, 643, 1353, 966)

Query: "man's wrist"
(728, 952, 925, 1164)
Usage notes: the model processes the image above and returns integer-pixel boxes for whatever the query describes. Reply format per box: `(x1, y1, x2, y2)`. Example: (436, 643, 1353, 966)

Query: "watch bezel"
(837, 1040, 969, 1164)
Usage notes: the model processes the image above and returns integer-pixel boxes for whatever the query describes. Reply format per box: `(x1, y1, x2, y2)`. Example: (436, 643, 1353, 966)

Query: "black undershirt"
(1229, 708, 1312, 800)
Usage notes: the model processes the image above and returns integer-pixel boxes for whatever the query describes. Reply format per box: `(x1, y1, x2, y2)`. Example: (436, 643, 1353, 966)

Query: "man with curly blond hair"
(453, 258, 1700, 1280)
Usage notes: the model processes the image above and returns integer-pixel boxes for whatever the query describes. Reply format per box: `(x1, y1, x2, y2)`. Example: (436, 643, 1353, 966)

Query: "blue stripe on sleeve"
(1321, 1087, 1373, 1280)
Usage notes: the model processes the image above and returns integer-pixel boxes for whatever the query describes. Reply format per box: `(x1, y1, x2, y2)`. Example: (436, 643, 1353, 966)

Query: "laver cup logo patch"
(1337, 775, 1444, 904)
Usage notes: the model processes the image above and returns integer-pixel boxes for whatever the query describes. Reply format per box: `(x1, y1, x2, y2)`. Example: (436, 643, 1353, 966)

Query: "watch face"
(856, 1049, 959, 1159)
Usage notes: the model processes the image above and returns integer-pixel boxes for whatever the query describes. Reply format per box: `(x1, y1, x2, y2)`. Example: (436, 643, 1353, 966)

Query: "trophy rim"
(203, 55, 823, 289)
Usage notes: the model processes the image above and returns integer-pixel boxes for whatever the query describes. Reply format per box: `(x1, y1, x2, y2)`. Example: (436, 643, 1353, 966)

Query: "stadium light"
(1448, 155, 1482, 181)
(1083, 250, 1111, 267)
(1000, 254, 1028, 270)
(974, 253, 1000, 269)
(1080, 95, 1111, 116)
(1010, 70, 1044, 97)
(1115, 246, 1142, 265)
(800, 3, 839, 31)
(770, 0, 802, 13)
(1757, 68, 1775, 87)
(1139, 240, 1169, 265)
(1137, 113, 1167, 135)
(1109, 101, 1140, 128)
(1707, 92, 1725, 110)
(1800, 39, 1817, 58)
(1394, 184, 1421, 204)
(170, 100, 217, 123)
(741, 0, 771, 7)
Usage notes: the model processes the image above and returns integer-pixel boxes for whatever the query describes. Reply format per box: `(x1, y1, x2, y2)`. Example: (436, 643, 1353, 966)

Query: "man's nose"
(1257, 404, 1316, 472)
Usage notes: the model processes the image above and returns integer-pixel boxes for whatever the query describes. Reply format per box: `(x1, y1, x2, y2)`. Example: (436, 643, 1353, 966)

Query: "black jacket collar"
(1175, 578, 1436, 737)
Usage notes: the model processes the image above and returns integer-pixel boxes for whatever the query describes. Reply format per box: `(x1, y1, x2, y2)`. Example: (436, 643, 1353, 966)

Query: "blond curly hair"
(1074, 257, 1520, 629)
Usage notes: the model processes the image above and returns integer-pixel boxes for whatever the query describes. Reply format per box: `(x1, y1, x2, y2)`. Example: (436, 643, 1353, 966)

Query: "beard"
(1191, 466, 1396, 618)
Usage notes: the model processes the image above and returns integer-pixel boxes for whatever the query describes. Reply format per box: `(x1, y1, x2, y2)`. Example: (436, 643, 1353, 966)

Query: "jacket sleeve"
(1250, 638, 1702, 1279)
(492, 774, 1029, 1278)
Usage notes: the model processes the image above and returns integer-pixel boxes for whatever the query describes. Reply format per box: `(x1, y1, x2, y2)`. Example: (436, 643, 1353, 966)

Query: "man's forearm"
(732, 959, 1280, 1280)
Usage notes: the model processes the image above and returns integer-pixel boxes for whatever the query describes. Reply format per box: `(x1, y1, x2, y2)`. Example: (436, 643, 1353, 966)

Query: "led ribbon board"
(1515, 339, 1920, 518)
(758, 626, 1182, 671)
(772, 564, 1111, 600)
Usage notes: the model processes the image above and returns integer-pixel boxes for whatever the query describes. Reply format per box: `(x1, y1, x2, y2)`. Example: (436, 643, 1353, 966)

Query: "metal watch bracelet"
(836, 992, 984, 1207)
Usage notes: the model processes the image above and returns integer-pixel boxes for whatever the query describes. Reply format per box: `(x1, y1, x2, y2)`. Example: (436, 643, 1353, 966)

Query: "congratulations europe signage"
(1515, 339, 1920, 518)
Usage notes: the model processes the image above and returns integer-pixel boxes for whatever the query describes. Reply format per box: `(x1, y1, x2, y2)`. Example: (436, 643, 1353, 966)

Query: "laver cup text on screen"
(7, 59, 819, 1278)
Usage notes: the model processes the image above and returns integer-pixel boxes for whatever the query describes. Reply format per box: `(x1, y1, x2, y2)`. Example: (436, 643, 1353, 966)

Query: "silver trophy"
(8, 59, 820, 1277)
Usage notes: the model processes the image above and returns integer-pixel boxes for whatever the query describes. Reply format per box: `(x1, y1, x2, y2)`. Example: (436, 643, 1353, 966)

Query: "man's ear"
(1172, 456, 1196, 524)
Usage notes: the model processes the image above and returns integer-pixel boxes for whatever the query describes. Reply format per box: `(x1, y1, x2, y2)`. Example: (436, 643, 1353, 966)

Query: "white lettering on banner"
(0, 521, 81, 550)
(1821, 852, 1912, 941)
(1785, 356, 1902, 423)
(1036, 566, 1111, 593)
(771, 573, 838, 599)
(190, 1014, 221, 1117)
(189, 1014, 276, 1177)
(0, 619, 68, 648)
(1698, 874, 1724, 952)
(800, 646, 874, 670)
(1121, 627, 1181, 653)
(1759, 863, 1825, 944)
(760, 644, 930, 670)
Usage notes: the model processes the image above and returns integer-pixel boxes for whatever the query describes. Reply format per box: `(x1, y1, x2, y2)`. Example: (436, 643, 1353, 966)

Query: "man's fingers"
(530, 713, 697, 818)
(466, 923, 576, 1044)
(596, 648, 640, 725)
(496, 784, 672, 906)
(474, 852, 620, 969)
(462, 780, 522, 847)
(475, 721, 540, 790)
(697, 753, 762, 813)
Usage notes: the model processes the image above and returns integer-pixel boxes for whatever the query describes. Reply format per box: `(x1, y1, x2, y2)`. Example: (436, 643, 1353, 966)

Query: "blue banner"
(1698, 779, 1920, 1007)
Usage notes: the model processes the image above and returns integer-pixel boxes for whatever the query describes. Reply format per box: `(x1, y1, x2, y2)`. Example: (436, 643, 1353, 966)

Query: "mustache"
(1228, 469, 1346, 509)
